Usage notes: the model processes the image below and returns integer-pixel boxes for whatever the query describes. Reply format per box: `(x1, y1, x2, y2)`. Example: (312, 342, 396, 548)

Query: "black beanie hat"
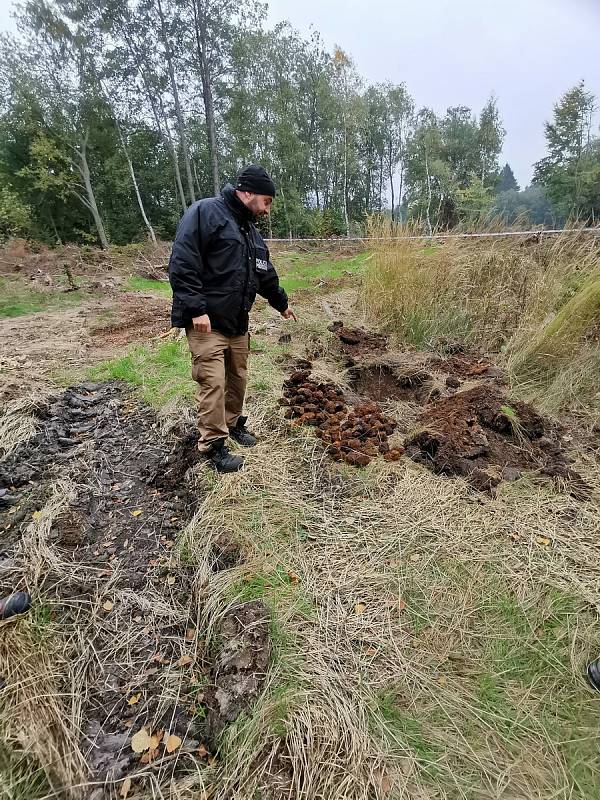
(236, 164, 276, 197)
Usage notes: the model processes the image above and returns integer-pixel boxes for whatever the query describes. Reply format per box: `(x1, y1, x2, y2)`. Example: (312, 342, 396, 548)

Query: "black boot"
(228, 415, 258, 447)
(207, 438, 244, 473)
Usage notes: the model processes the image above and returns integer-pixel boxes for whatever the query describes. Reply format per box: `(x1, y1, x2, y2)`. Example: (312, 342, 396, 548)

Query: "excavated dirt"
(0, 382, 270, 791)
(280, 367, 403, 466)
(429, 352, 505, 382)
(327, 321, 388, 362)
(89, 292, 171, 348)
(405, 384, 590, 496)
(349, 363, 435, 404)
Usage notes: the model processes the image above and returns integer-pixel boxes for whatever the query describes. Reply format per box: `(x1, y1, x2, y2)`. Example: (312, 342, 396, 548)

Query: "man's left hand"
(281, 308, 297, 322)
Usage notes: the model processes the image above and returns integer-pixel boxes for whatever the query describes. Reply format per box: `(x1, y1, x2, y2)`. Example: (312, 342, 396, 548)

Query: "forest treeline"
(0, 0, 598, 245)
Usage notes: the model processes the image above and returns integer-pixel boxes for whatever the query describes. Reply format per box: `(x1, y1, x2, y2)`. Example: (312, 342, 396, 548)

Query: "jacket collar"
(221, 183, 255, 224)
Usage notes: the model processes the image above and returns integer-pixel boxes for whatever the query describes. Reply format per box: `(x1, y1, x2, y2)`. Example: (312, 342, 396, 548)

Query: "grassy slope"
(2, 246, 600, 799)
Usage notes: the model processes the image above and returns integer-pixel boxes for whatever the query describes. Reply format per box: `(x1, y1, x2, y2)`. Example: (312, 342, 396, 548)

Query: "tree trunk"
(378, 152, 384, 213)
(114, 116, 157, 244)
(157, 96, 188, 213)
(120, 24, 187, 213)
(192, 0, 220, 195)
(156, 0, 195, 205)
(342, 123, 350, 237)
(388, 141, 395, 222)
(424, 148, 433, 237)
(78, 132, 109, 249)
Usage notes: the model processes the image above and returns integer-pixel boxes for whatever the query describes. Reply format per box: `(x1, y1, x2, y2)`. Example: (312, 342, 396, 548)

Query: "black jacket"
(168, 184, 288, 335)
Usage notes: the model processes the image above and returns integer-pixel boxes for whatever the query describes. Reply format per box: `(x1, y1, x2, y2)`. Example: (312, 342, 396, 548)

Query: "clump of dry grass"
(0, 392, 54, 458)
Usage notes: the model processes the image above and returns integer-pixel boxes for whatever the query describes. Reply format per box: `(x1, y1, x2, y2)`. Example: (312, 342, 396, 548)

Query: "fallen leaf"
(32, 510, 42, 520)
(131, 509, 143, 517)
(140, 746, 159, 764)
(123, 719, 134, 729)
(287, 570, 300, 585)
(103, 600, 114, 612)
(131, 727, 152, 753)
(120, 777, 132, 799)
(437, 675, 447, 686)
(165, 733, 182, 753)
(354, 602, 367, 615)
(166, 575, 176, 586)
(536, 535, 551, 547)
(177, 654, 193, 667)
(149, 733, 161, 749)
(410, 553, 421, 562)
(185, 628, 196, 640)
(398, 598, 407, 611)
(127, 693, 141, 706)
(133, 615, 142, 623)
(208, 755, 217, 766)
(197, 743, 209, 758)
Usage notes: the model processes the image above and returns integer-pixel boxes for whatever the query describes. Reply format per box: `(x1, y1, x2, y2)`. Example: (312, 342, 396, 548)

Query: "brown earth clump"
(405, 384, 589, 497)
(327, 321, 388, 361)
(280, 368, 403, 467)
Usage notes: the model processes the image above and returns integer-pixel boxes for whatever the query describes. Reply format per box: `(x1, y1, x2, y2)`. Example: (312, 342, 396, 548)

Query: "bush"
(0, 187, 31, 241)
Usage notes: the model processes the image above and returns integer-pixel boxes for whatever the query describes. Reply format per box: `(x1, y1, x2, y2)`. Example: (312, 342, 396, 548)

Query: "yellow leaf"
(354, 602, 367, 615)
(102, 600, 114, 612)
(120, 777, 132, 799)
(131, 727, 151, 753)
(166, 575, 176, 586)
(165, 733, 182, 753)
(127, 693, 141, 706)
(131, 509, 143, 517)
(32, 510, 42, 520)
(536, 535, 551, 547)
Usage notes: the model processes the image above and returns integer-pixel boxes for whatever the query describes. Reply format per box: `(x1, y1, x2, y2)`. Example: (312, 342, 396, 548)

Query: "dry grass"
(0, 392, 54, 458)
(360, 225, 600, 414)
(171, 304, 600, 799)
(2, 276, 600, 799)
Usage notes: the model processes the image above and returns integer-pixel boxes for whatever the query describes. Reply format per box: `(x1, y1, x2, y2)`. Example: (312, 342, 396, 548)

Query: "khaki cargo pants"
(185, 327, 249, 453)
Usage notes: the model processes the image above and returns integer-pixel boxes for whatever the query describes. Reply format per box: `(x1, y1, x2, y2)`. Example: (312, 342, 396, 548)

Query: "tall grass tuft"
(360, 221, 600, 412)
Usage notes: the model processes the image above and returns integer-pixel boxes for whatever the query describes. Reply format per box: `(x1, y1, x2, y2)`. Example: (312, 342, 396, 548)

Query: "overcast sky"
(266, 0, 600, 187)
(1, 0, 598, 187)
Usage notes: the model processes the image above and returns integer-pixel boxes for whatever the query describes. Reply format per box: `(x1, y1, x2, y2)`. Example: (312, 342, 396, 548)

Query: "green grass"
(371, 691, 442, 778)
(277, 252, 370, 293)
(0, 276, 84, 318)
(126, 276, 172, 295)
(89, 339, 194, 406)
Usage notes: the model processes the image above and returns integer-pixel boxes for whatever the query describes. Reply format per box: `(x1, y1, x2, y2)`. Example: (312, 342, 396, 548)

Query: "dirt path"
(0, 292, 171, 401)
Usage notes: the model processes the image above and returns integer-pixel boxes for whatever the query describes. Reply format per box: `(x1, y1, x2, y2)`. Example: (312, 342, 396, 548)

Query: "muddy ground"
(0, 382, 268, 794)
(289, 324, 590, 497)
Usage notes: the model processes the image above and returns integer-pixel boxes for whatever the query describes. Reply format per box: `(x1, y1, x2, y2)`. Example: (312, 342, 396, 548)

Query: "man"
(169, 165, 296, 473)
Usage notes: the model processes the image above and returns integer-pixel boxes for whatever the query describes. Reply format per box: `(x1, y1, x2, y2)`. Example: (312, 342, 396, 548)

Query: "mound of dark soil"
(327, 321, 388, 362)
(405, 384, 589, 496)
(280, 368, 403, 466)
